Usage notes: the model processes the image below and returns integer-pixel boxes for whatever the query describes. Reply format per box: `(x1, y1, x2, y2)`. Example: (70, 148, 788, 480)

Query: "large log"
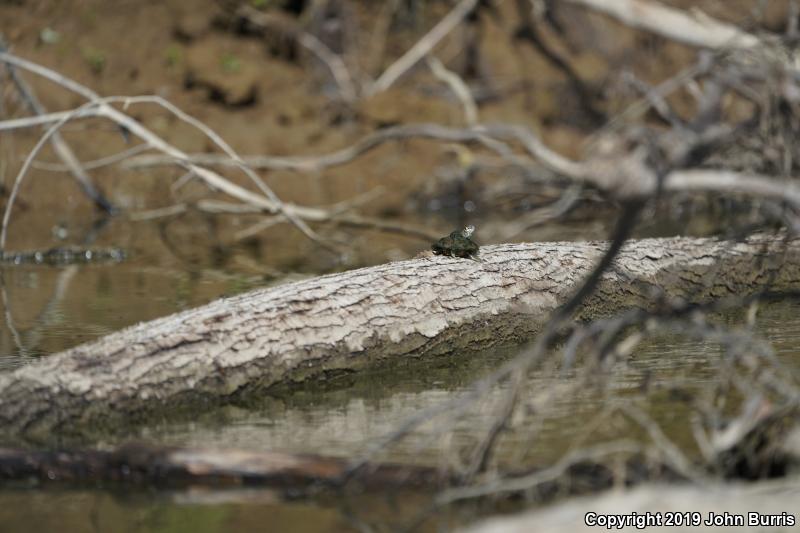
(1, 235, 798, 438)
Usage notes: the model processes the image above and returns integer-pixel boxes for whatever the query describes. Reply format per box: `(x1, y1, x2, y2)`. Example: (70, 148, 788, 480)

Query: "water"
(111, 300, 796, 463)
(0, 300, 798, 532)
(1, 215, 799, 532)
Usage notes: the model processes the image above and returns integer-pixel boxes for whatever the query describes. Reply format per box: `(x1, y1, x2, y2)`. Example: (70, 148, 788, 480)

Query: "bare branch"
(1, 39, 115, 212)
(665, 169, 800, 209)
(237, 5, 358, 102)
(565, 0, 762, 50)
(124, 123, 525, 172)
(31, 144, 151, 172)
(426, 55, 478, 126)
(0, 52, 344, 251)
(1, 100, 96, 249)
(369, 0, 479, 95)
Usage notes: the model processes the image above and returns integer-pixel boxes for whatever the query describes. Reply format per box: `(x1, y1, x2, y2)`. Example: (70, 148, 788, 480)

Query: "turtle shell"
(432, 230, 479, 258)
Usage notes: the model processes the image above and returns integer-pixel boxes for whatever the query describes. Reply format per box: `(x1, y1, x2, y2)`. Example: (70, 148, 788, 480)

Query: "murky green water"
(0, 489, 448, 533)
(1, 218, 799, 532)
(0, 286, 797, 532)
(103, 300, 795, 466)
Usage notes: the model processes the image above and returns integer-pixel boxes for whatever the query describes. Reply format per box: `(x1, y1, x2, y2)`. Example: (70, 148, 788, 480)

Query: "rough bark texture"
(1, 235, 798, 438)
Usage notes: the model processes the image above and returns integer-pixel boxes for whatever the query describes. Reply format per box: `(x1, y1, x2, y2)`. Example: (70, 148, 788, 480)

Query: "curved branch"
(565, 0, 762, 50)
(370, 0, 479, 94)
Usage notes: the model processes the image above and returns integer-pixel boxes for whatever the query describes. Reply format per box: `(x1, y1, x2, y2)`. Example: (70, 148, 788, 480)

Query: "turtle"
(431, 225, 480, 259)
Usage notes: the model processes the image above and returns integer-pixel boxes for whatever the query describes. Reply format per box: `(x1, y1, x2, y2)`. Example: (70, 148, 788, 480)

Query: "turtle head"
(462, 225, 475, 238)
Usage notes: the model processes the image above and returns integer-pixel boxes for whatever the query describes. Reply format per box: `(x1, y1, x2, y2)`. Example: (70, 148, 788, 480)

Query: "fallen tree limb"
(0, 52, 338, 252)
(0, 234, 799, 439)
(0, 38, 115, 213)
(369, 0, 479, 95)
(0, 444, 444, 491)
(564, 0, 762, 51)
(0, 443, 679, 498)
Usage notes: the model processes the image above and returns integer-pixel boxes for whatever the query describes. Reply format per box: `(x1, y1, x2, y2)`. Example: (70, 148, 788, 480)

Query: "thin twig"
(193, 197, 439, 242)
(0, 38, 115, 213)
(0, 272, 26, 357)
(0, 107, 98, 131)
(95, 100, 329, 246)
(1, 100, 99, 249)
(439, 441, 645, 504)
(238, 5, 358, 102)
(564, 0, 761, 50)
(620, 404, 704, 482)
(496, 184, 582, 239)
(426, 55, 478, 126)
(128, 204, 188, 222)
(0, 52, 334, 252)
(123, 123, 527, 172)
(369, 0, 480, 95)
(31, 143, 151, 172)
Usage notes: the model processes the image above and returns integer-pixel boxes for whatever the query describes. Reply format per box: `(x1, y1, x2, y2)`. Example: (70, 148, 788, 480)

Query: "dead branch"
(236, 5, 358, 102)
(122, 123, 523, 172)
(0, 52, 335, 251)
(564, 0, 762, 50)
(117, 119, 800, 230)
(426, 55, 479, 126)
(513, 0, 603, 125)
(436, 441, 662, 504)
(0, 443, 444, 491)
(11, 98, 799, 216)
(370, 0, 480, 95)
(30, 143, 151, 172)
(0, 38, 115, 213)
(665, 169, 800, 207)
(0, 53, 440, 249)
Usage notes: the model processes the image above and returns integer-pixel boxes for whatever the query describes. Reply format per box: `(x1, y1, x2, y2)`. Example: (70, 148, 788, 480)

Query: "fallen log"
(0, 442, 684, 499)
(1, 234, 799, 438)
(0, 444, 444, 491)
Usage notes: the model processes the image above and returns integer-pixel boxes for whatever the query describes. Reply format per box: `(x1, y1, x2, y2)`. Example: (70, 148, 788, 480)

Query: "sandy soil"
(0, 0, 790, 270)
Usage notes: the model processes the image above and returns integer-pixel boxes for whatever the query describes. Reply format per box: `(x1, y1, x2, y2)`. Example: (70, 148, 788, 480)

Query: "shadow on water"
(1, 298, 797, 531)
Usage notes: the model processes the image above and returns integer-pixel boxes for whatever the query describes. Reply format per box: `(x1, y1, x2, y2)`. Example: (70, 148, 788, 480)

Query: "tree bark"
(1, 234, 799, 439)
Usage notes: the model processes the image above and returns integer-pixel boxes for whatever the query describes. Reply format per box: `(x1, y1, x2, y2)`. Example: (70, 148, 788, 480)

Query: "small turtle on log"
(431, 225, 479, 260)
